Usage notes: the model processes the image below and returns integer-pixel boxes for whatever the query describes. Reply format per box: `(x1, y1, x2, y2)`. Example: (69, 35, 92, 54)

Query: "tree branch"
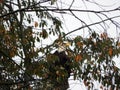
(0, 50, 34, 81)
(0, 7, 120, 18)
(64, 15, 120, 36)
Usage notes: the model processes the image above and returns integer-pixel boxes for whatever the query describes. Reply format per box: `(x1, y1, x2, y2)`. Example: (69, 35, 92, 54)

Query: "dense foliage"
(0, 0, 120, 90)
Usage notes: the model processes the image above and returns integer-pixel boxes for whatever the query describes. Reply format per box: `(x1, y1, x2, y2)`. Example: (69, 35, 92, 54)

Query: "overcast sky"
(26, 0, 120, 89)
(8, 0, 120, 89)
(51, 0, 120, 90)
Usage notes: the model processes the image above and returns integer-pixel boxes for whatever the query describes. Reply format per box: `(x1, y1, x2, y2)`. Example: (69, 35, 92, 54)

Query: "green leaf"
(37, 37, 40, 42)
(51, 0, 57, 5)
(42, 29, 48, 39)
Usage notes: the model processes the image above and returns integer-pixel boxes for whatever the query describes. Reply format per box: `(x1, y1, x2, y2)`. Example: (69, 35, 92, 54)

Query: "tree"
(0, 0, 120, 89)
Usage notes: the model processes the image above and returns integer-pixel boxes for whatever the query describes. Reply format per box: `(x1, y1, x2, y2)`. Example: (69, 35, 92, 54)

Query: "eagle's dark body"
(53, 50, 71, 78)
(47, 42, 71, 89)
(52, 50, 71, 90)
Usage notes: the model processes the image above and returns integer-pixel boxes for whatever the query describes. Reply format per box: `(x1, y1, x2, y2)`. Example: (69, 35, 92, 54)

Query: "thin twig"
(64, 15, 120, 36)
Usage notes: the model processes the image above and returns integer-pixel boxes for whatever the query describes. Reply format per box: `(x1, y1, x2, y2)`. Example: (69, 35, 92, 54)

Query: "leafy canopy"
(0, 0, 120, 89)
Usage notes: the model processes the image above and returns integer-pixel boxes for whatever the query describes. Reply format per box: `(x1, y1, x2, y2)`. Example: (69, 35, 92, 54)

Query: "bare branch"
(1, 7, 120, 18)
(64, 15, 120, 36)
(69, 0, 75, 9)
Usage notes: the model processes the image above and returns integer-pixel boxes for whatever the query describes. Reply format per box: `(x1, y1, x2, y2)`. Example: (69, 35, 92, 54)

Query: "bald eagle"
(51, 41, 71, 89)
(53, 41, 71, 77)
(44, 41, 72, 89)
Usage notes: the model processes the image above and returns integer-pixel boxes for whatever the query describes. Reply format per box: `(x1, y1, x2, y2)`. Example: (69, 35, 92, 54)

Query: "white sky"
(30, 0, 120, 89)
(51, 0, 120, 90)
(14, 0, 120, 89)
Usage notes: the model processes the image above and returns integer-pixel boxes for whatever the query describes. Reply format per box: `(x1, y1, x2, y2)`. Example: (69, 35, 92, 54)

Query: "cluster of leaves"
(38, 54, 70, 89)
(30, 31, 120, 89)
(66, 32, 120, 89)
(0, 0, 63, 89)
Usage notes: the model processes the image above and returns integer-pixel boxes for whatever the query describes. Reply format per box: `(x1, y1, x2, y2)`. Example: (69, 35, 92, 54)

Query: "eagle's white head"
(55, 41, 71, 53)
